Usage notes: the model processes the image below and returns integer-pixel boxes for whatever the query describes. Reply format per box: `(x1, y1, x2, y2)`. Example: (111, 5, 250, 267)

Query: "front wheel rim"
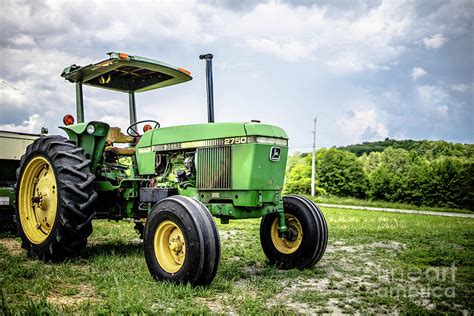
(270, 214, 303, 254)
(18, 156, 58, 244)
(154, 220, 186, 273)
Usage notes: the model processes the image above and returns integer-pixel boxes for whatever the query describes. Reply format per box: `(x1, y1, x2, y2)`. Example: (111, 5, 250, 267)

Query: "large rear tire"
(15, 136, 97, 261)
(260, 195, 328, 269)
(144, 196, 220, 286)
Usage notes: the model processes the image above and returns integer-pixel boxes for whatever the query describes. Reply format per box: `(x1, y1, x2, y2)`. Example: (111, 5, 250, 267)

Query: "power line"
(289, 141, 336, 148)
(289, 145, 328, 149)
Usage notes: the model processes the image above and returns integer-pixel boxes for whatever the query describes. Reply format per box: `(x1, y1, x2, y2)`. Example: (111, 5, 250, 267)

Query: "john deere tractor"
(15, 52, 328, 286)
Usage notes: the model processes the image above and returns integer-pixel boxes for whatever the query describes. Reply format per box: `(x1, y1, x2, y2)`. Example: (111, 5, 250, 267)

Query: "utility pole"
(311, 117, 317, 197)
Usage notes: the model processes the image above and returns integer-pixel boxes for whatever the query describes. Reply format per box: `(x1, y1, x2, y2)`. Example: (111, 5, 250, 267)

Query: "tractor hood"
(136, 122, 288, 151)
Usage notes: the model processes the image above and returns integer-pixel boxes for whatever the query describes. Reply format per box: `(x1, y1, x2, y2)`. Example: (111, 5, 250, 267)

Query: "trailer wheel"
(144, 196, 220, 286)
(15, 136, 97, 261)
(260, 195, 328, 269)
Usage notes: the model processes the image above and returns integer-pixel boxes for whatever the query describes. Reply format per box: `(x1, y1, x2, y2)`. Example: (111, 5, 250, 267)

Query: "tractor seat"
(105, 127, 136, 156)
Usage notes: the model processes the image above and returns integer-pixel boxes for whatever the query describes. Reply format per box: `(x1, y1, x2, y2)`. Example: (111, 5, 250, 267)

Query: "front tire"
(15, 136, 97, 260)
(260, 195, 328, 269)
(144, 196, 220, 286)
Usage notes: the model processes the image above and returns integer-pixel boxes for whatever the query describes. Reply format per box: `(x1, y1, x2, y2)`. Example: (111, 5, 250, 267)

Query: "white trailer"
(0, 131, 39, 232)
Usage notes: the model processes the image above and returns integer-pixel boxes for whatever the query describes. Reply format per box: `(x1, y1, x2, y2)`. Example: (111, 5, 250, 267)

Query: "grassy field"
(1, 207, 473, 314)
(310, 195, 473, 214)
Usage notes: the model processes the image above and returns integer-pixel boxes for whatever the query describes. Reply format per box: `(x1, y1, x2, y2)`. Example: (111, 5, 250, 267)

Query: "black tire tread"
(144, 196, 220, 286)
(14, 135, 97, 261)
(260, 194, 328, 270)
(179, 197, 220, 286)
(287, 195, 328, 267)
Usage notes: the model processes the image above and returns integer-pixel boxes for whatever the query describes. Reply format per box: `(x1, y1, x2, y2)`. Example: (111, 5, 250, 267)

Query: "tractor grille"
(197, 146, 232, 189)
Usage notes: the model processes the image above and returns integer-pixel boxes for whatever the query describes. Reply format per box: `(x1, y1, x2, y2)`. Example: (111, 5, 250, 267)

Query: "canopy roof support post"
(75, 82, 85, 123)
(129, 91, 137, 125)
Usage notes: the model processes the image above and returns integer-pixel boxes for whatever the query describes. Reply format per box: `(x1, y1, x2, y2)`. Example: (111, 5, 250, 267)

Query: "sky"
(0, 0, 472, 152)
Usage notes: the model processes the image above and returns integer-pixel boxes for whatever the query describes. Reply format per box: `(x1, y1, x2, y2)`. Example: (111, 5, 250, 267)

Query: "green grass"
(310, 194, 473, 214)
(1, 208, 473, 314)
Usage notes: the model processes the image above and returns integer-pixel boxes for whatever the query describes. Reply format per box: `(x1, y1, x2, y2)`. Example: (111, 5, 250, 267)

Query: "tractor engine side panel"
(231, 143, 288, 190)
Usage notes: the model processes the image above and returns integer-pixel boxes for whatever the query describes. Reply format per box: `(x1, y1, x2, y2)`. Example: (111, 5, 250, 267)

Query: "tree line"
(284, 139, 474, 210)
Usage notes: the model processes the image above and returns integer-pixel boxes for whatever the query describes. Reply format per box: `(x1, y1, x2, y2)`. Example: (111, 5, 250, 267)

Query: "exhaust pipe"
(199, 54, 215, 123)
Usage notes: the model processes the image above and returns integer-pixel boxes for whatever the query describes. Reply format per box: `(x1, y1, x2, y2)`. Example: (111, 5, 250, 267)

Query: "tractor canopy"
(61, 52, 192, 93)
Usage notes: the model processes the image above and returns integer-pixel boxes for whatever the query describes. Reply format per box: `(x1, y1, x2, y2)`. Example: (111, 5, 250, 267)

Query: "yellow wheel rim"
(270, 214, 303, 254)
(154, 220, 186, 273)
(18, 156, 58, 244)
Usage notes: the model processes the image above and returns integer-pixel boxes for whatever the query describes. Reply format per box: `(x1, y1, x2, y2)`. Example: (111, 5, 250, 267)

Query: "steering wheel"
(127, 120, 160, 137)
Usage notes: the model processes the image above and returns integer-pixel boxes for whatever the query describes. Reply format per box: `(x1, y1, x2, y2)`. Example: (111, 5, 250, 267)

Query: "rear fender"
(60, 121, 110, 173)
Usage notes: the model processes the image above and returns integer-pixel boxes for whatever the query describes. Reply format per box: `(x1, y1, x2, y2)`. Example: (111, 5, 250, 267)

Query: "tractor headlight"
(86, 124, 96, 134)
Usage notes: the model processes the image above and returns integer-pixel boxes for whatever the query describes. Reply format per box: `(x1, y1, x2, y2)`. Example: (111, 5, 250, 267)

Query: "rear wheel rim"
(270, 214, 303, 254)
(154, 220, 186, 273)
(18, 156, 58, 244)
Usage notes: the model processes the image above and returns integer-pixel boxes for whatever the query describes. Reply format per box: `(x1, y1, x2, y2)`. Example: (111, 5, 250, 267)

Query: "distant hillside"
(287, 139, 474, 210)
(337, 138, 474, 159)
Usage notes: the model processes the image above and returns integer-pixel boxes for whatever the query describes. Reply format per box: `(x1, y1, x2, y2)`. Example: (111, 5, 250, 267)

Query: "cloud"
(324, 54, 365, 73)
(234, 1, 413, 71)
(0, 79, 29, 106)
(0, 0, 472, 146)
(437, 105, 449, 118)
(98, 115, 130, 131)
(414, 85, 464, 121)
(0, 0, 412, 71)
(0, 114, 44, 133)
(411, 67, 427, 80)
(450, 83, 470, 92)
(11, 34, 36, 47)
(246, 38, 316, 62)
(0, 0, 461, 72)
(0, 47, 88, 80)
(416, 85, 448, 106)
(423, 33, 448, 49)
(337, 105, 389, 143)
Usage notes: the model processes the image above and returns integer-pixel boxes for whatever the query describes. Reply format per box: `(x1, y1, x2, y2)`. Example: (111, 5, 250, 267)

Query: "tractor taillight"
(178, 67, 191, 76)
(63, 114, 75, 125)
(143, 124, 152, 133)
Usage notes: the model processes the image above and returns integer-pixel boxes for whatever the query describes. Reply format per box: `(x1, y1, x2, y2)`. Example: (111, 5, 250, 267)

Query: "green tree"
(422, 157, 474, 209)
(284, 162, 312, 194)
(339, 138, 474, 159)
(368, 147, 474, 210)
(284, 143, 473, 210)
(360, 151, 383, 174)
(284, 153, 326, 195)
(285, 152, 304, 173)
(316, 148, 368, 198)
(368, 147, 418, 202)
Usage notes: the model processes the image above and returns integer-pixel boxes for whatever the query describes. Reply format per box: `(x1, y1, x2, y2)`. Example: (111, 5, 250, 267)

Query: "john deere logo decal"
(270, 147, 281, 161)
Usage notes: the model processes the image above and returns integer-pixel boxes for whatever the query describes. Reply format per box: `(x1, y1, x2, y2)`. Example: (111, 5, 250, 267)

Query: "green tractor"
(15, 52, 328, 286)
